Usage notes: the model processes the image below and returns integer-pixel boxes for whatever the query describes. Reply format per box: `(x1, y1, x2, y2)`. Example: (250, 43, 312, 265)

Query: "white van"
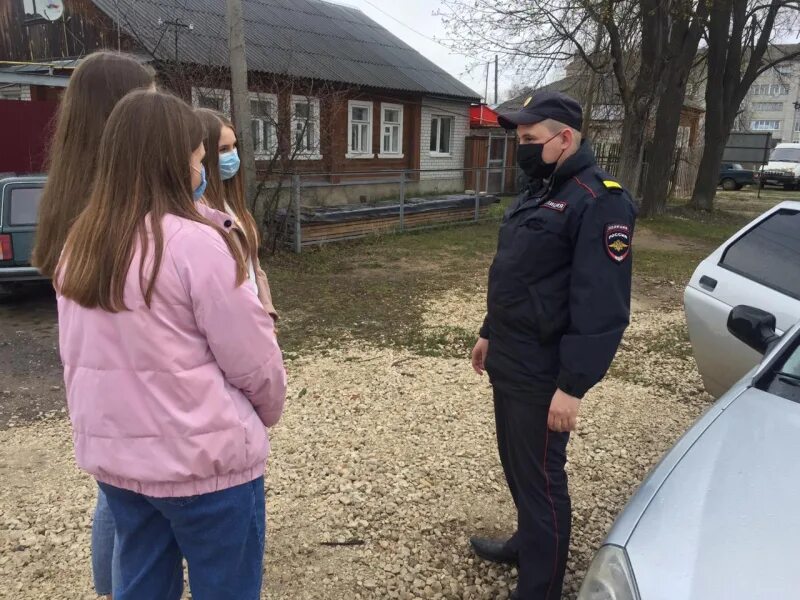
(757, 143, 800, 190)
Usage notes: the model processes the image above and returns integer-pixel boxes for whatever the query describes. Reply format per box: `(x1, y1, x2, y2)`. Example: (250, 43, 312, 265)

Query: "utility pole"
(494, 55, 499, 106)
(484, 61, 490, 104)
(225, 0, 258, 214)
(581, 22, 604, 139)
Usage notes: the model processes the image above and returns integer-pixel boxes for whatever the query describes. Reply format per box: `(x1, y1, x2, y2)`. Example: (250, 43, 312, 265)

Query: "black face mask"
(517, 132, 564, 180)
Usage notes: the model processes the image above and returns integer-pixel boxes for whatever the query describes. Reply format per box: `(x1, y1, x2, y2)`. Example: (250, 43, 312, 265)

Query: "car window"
(720, 209, 800, 300)
(733, 164, 744, 170)
(770, 147, 800, 163)
(761, 336, 800, 403)
(7, 186, 42, 226)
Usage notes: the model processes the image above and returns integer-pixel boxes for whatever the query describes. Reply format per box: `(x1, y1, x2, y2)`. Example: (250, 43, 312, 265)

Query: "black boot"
(469, 536, 519, 565)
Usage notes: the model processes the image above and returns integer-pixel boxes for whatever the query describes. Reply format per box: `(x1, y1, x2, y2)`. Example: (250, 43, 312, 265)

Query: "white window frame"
(249, 92, 278, 159)
(346, 100, 373, 159)
(191, 87, 231, 116)
(751, 119, 782, 131)
(794, 120, 800, 133)
(752, 102, 783, 112)
(378, 103, 404, 158)
(291, 95, 322, 160)
(429, 115, 454, 157)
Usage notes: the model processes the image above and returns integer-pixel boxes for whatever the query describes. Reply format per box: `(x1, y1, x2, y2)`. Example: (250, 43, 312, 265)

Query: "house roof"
(90, 0, 479, 100)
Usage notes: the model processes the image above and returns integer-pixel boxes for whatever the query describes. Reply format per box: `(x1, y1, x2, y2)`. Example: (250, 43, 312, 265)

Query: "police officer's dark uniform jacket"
(481, 140, 636, 398)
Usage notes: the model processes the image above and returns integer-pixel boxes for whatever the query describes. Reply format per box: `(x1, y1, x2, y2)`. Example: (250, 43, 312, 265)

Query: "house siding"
(420, 98, 469, 183)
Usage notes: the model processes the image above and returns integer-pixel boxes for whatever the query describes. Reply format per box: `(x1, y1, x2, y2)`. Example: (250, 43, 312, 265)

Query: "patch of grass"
(634, 248, 706, 284)
(266, 220, 501, 356)
(266, 190, 753, 360)
(641, 205, 751, 246)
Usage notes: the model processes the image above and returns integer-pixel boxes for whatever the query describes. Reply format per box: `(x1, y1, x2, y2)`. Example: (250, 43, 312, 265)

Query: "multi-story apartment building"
(740, 48, 800, 143)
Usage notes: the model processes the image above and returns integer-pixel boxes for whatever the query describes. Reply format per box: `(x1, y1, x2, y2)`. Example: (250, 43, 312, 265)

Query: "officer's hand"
(471, 337, 489, 375)
(548, 389, 581, 432)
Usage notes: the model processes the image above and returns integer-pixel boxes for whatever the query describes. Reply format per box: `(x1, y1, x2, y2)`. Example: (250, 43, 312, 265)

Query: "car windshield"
(762, 334, 800, 402)
(770, 148, 800, 163)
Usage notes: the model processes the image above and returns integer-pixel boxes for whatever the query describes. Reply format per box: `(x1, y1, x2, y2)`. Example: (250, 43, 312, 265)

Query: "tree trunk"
(690, 115, 731, 211)
(225, 0, 258, 213)
(616, 103, 649, 194)
(689, 0, 732, 212)
(640, 83, 685, 217)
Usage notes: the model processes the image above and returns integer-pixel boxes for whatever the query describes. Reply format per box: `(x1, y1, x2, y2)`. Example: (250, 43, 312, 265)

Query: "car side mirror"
(727, 305, 781, 355)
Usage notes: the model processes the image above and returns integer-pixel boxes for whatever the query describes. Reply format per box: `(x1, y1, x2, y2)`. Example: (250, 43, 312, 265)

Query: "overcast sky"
(329, 0, 509, 102)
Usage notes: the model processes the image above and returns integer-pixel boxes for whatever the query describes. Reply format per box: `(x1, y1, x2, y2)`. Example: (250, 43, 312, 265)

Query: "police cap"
(497, 91, 583, 131)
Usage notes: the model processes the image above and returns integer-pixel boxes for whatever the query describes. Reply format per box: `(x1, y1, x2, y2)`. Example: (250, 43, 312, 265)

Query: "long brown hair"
(33, 51, 155, 278)
(196, 109, 260, 263)
(58, 91, 247, 312)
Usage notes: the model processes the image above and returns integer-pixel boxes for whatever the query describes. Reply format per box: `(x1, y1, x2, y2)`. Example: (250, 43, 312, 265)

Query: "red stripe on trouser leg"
(543, 427, 560, 600)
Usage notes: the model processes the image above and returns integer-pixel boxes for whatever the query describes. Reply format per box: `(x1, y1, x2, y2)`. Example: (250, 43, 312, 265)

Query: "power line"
(357, 0, 465, 56)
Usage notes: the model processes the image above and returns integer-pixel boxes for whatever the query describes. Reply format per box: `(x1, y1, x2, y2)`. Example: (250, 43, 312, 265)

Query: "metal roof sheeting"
(90, 0, 479, 100)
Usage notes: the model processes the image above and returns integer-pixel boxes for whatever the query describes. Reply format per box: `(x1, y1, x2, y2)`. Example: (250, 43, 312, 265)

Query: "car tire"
(722, 178, 737, 191)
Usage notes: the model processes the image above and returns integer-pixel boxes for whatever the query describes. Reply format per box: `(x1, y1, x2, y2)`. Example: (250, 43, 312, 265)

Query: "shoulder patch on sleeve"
(604, 223, 632, 263)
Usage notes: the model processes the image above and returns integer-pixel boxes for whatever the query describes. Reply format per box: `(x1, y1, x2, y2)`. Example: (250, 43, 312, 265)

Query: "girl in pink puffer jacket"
(55, 89, 286, 600)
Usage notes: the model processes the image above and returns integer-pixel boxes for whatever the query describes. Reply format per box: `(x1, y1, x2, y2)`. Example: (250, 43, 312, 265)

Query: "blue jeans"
(98, 477, 265, 600)
(92, 488, 121, 596)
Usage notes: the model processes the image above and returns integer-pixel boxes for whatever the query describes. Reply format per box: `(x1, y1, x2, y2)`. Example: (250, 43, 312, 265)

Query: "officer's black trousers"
(493, 385, 571, 600)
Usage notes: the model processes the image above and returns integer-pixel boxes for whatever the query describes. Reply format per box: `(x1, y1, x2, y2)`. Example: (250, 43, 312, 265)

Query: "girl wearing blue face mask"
(195, 109, 278, 322)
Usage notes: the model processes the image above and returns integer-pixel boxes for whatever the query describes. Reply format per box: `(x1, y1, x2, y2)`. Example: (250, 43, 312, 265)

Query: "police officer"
(469, 91, 636, 599)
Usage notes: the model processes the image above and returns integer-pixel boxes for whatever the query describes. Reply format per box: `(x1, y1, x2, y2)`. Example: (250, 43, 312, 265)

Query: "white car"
(684, 201, 800, 397)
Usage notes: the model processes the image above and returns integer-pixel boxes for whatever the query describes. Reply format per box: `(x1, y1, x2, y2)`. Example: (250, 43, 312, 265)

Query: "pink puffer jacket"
(57, 204, 286, 498)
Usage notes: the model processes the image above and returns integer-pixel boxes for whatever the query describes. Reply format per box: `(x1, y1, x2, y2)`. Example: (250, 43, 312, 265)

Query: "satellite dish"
(41, 1, 65, 22)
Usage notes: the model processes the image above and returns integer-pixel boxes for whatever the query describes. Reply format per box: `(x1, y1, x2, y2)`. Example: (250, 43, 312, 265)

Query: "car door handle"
(699, 275, 718, 291)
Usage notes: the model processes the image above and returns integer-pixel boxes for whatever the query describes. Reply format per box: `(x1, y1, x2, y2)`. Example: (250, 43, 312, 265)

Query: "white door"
(685, 203, 800, 397)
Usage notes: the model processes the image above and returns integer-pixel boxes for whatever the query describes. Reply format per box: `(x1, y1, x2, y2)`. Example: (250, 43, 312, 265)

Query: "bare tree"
(439, 0, 699, 194)
(691, 0, 800, 211)
(639, 1, 708, 217)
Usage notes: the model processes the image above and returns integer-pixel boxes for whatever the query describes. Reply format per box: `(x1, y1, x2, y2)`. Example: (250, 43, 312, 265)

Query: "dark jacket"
(481, 141, 637, 399)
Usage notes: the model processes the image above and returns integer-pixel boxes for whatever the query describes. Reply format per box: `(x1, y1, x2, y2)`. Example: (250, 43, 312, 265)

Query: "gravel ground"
(0, 279, 712, 599)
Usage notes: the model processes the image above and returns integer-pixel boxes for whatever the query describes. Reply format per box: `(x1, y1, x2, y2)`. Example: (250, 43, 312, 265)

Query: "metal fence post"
(292, 174, 301, 254)
(399, 169, 406, 231)
(473, 168, 481, 222)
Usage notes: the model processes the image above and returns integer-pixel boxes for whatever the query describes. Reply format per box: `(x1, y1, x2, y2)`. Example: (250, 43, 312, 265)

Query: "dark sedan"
(719, 163, 754, 191)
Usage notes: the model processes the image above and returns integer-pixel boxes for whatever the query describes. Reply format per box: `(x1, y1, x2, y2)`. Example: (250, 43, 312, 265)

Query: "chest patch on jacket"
(605, 224, 632, 263)
(542, 200, 568, 212)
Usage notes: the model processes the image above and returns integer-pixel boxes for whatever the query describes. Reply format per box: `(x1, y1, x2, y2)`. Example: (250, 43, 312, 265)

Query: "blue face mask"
(219, 149, 241, 181)
(192, 165, 207, 201)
